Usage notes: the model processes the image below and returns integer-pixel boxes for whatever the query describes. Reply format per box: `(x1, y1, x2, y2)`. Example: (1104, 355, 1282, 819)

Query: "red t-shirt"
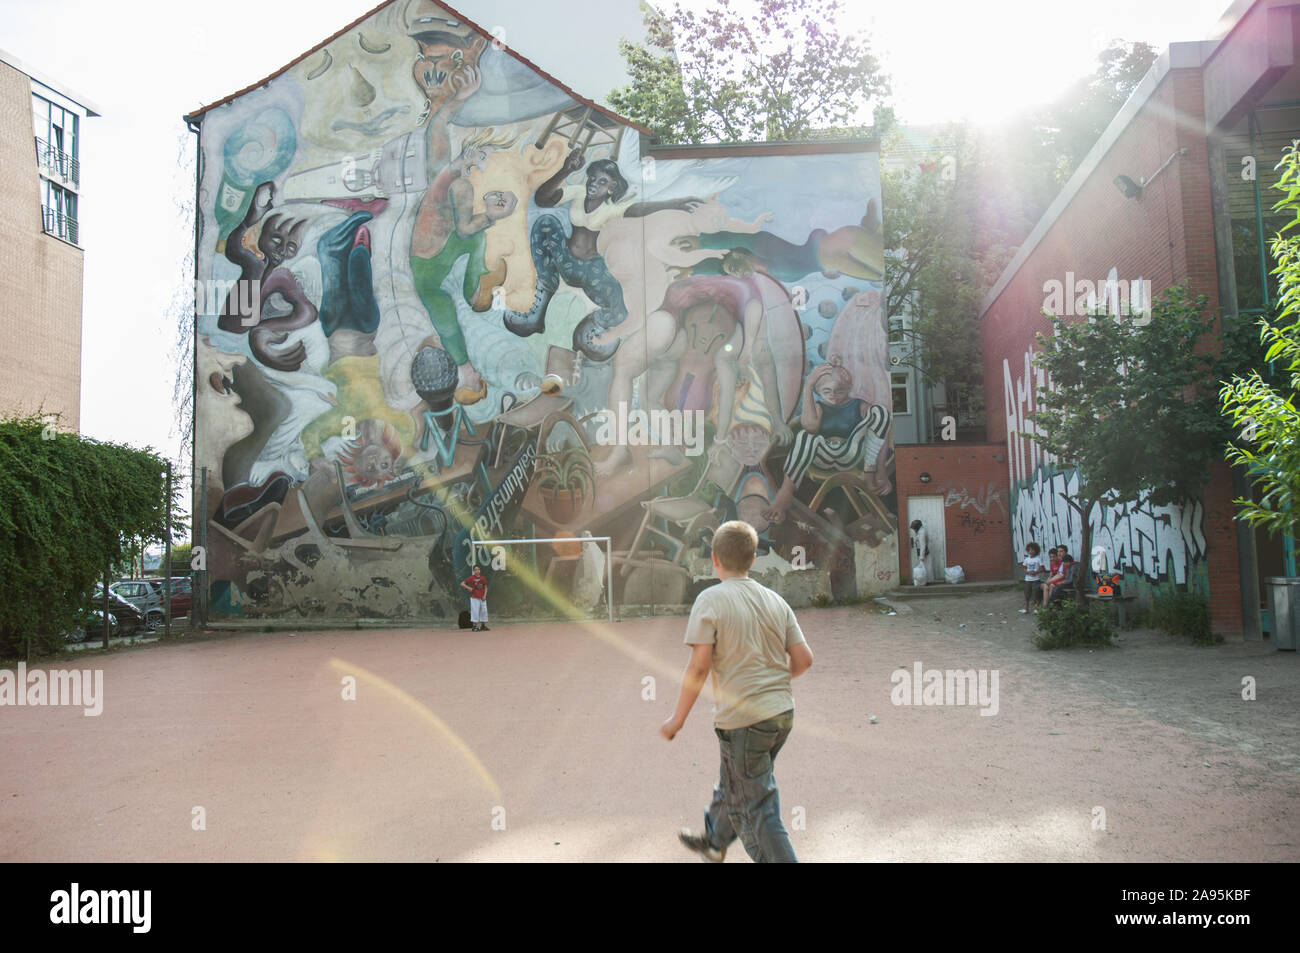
(465, 575, 487, 600)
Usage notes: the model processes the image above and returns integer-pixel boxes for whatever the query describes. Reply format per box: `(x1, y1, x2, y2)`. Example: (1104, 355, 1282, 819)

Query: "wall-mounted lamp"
(919, 472, 932, 484)
(1115, 148, 1188, 201)
(1113, 174, 1143, 200)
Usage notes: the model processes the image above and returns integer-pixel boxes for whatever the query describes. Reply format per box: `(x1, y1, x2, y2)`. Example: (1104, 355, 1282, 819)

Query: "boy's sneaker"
(479, 625, 490, 631)
(679, 828, 725, 863)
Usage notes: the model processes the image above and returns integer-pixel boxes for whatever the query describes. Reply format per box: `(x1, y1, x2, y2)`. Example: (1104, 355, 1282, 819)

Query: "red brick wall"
(896, 444, 1011, 583)
(978, 64, 1244, 637)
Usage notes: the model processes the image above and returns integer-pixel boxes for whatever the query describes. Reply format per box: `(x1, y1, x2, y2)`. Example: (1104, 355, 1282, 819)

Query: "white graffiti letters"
(1011, 469, 1206, 584)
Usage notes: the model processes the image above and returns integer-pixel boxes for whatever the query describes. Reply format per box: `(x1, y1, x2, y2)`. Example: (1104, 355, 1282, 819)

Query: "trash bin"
(1265, 577, 1300, 651)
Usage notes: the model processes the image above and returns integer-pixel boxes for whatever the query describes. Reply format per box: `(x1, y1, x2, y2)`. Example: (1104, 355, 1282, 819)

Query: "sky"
(1, 0, 1234, 480)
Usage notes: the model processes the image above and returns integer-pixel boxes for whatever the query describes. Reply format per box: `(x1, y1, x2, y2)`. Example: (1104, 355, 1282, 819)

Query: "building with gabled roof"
(185, 0, 894, 622)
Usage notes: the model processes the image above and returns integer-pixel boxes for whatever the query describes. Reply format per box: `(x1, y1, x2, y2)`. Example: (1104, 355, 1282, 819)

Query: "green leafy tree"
(0, 415, 182, 657)
(1033, 41, 1159, 187)
(1221, 146, 1300, 540)
(883, 128, 1025, 431)
(608, 0, 890, 142)
(1028, 287, 1235, 590)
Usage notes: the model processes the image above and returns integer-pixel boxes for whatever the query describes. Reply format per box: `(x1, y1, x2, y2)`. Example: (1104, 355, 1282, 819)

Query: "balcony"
(34, 137, 79, 188)
(41, 205, 79, 245)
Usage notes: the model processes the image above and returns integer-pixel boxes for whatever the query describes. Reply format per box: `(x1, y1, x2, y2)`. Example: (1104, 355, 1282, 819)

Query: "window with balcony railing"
(41, 205, 79, 244)
(41, 180, 78, 245)
(34, 136, 79, 188)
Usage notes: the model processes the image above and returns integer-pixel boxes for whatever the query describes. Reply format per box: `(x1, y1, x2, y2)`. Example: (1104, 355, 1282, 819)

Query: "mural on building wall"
(194, 0, 893, 620)
(1002, 352, 1208, 588)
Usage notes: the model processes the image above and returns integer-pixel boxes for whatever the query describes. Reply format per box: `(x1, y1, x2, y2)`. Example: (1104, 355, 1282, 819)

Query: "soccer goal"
(462, 536, 615, 624)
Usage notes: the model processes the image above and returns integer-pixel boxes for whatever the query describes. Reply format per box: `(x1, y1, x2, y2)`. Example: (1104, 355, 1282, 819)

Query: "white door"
(906, 495, 946, 584)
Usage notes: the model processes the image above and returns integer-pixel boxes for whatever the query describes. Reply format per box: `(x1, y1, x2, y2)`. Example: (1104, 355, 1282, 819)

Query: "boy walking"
(461, 565, 490, 632)
(660, 520, 814, 863)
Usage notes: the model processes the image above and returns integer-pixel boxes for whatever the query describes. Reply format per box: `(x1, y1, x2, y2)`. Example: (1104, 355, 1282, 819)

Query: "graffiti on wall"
(1009, 468, 1207, 585)
(1003, 350, 1207, 583)
(193, 0, 895, 620)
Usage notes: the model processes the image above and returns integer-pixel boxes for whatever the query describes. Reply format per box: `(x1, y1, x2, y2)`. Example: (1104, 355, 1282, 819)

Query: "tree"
(1027, 286, 1236, 591)
(981, 42, 1159, 246)
(1031, 41, 1159, 187)
(883, 127, 1024, 431)
(0, 415, 182, 657)
(608, 0, 890, 143)
(1221, 145, 1300, 540)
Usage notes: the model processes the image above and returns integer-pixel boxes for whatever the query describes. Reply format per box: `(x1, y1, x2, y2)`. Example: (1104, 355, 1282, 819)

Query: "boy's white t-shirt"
(1022, 555, 1045, 581)
(684, 577, 806, 730)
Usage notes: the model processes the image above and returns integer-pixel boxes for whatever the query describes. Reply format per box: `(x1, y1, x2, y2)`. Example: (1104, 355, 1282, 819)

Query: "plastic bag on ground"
(945, 565, 965, 584)
(912, 563, 928, 586)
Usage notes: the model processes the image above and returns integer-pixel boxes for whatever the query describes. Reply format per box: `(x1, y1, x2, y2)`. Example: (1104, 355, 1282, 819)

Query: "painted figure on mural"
(217, 182, 318, 372)
(762, 358, 890, 524)
(504, 147, 704, 360)
(673, 200, 884, 283)
(410, 128, 518, 406)
(594, 270, 799, 475)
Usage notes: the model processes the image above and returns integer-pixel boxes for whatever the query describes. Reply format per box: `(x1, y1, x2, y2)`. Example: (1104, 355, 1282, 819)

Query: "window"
(32, 93, 79, 186)
(41, 179, 78, 244)
(888, 315, 905, 344)
(891, 372, 911, 415)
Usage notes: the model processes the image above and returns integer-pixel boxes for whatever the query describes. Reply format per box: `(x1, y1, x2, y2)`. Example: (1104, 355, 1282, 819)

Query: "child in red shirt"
(461, 565, 489, 631)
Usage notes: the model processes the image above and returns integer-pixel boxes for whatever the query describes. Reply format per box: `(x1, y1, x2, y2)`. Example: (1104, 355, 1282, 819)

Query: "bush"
(1148, 590, 1213, 645)
(0, 414, 178, 658)
(1034, 600, 1116, 649)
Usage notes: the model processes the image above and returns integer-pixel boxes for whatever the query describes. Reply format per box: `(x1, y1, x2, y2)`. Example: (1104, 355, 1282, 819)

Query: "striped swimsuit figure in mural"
(763, 359, 890, 525)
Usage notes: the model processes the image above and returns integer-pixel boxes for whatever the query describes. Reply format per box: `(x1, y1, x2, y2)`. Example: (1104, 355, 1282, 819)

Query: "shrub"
(0, 414, 178, 658)
(1148, 590, 1213, 645)
(1034, 600, 1116, 649)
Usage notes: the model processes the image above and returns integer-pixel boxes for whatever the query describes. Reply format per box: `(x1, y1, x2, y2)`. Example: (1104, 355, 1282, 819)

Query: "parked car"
(113, 578, 194, 631)
(68, 587, 143, 641)
(161, 577, 192, 619)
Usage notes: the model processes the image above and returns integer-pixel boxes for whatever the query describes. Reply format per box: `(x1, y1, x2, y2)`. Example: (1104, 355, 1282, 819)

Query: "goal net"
(457, 535, 615, 624)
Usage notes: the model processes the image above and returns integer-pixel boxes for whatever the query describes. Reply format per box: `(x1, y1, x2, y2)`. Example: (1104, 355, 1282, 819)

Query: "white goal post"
(468, 537, 615, 623)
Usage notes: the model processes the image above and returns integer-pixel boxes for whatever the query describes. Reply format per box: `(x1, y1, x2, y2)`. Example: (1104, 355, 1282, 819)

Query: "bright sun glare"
(847, 0, 1231, 126)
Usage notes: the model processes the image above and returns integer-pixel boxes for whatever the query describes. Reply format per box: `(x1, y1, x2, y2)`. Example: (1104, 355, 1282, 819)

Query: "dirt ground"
(1, 591, 1297, 862)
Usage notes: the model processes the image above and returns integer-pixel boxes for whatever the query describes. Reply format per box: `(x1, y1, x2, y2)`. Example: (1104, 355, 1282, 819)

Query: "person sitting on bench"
(1046, 554, 1079, 605)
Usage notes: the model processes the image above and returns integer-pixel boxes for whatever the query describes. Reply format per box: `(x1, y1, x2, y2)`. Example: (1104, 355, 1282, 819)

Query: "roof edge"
(182, 0, 648, 136)
(0, 46, 103, 116)
(647, 138, 879, 159)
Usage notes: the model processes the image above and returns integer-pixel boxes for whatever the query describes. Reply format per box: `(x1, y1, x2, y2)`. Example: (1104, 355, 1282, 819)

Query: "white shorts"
(470, 598, 488, 623)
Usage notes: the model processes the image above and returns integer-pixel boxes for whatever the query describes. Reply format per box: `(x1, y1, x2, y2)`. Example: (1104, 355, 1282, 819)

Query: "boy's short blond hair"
(712, 520, 758, 572)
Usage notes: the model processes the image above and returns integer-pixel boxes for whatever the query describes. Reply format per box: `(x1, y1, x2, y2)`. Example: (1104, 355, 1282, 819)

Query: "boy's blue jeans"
(703, 709, 797, 863)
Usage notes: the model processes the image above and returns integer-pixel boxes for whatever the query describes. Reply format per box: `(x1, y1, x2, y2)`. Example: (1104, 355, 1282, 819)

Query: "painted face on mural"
(455, 144, 491, 175)
(586, 168, 619, 203)
(728, 423, 772, 467)
(196, 337, 255, 477)
(814, 366, 853, 405)
(411, 39, 479, 105)
(256, 214, 307, 271)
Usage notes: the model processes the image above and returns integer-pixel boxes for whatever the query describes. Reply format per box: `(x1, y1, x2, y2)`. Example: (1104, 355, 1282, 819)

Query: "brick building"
(0, 49, 99, 432)
(979, 0, 1300, 639)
